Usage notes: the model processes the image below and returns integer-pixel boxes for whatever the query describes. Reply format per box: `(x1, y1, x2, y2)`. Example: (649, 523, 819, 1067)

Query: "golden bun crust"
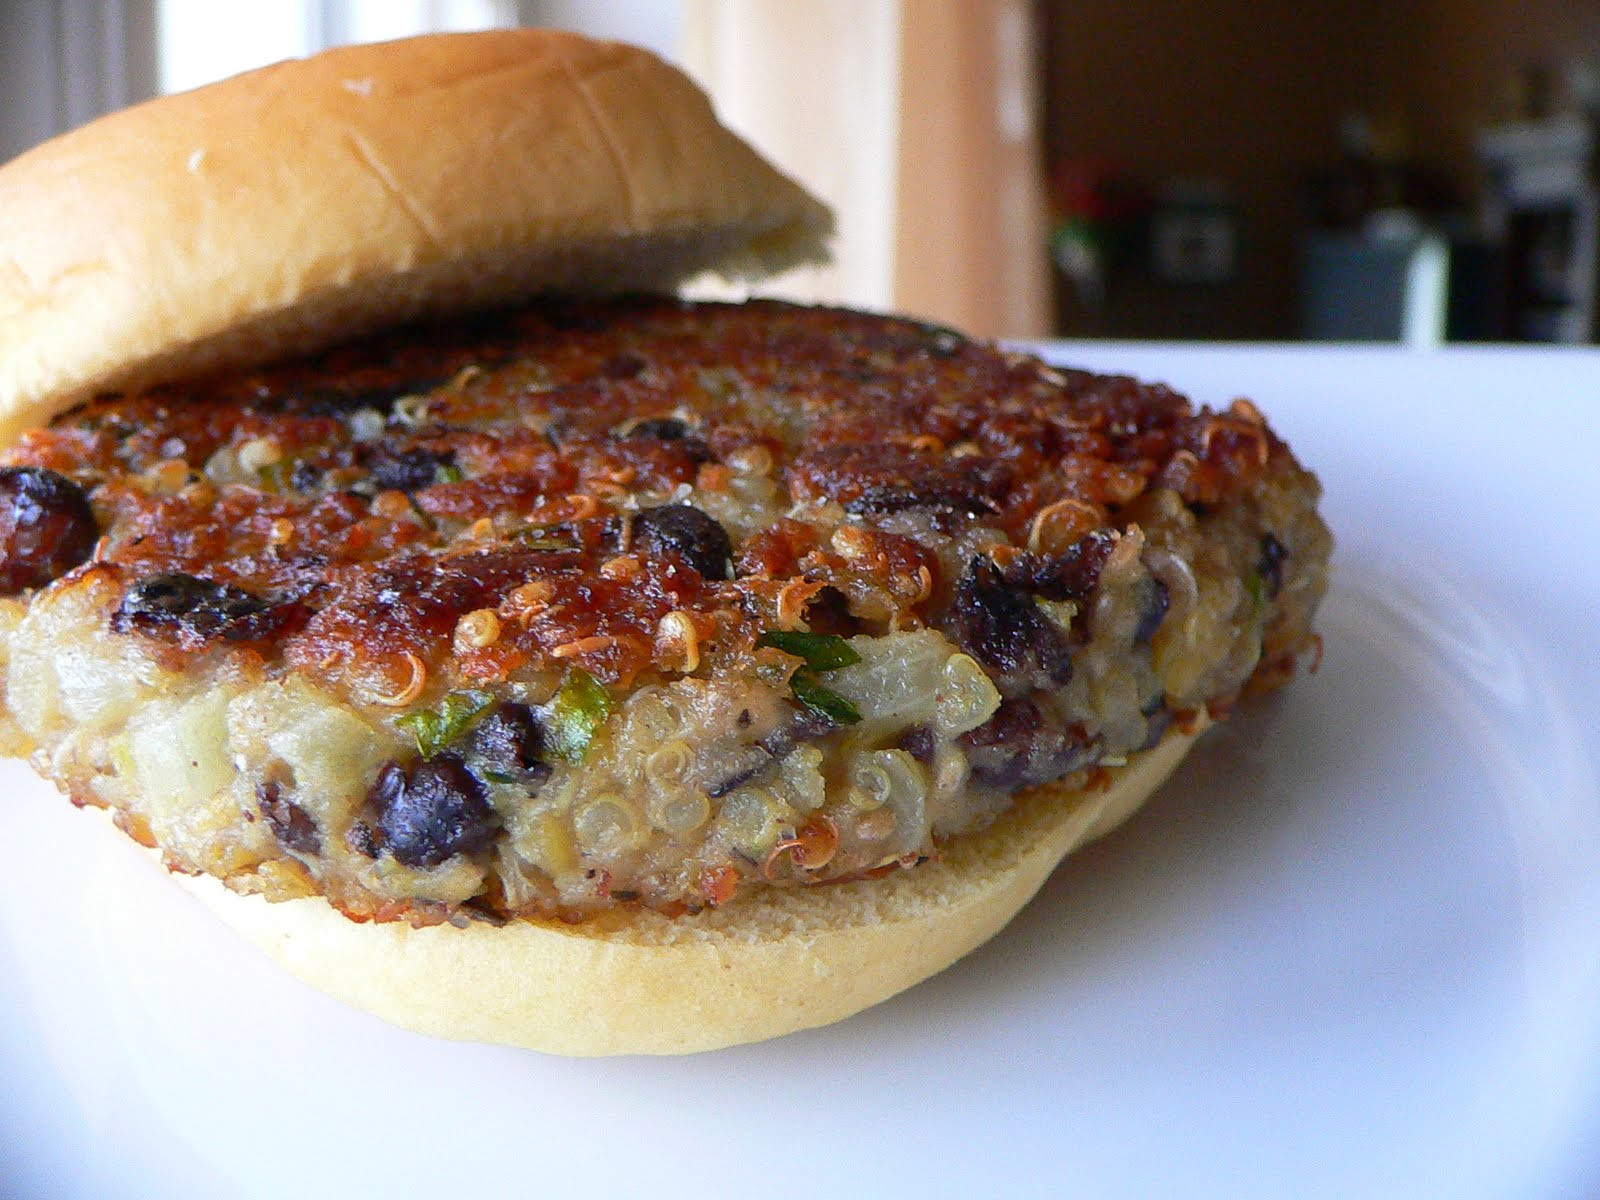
(0, 30, 831, 444)
(174, 728, 1199, 1056)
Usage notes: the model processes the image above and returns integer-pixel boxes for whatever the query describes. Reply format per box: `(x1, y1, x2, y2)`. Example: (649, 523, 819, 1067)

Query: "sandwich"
(0, 29, 1331, 1054)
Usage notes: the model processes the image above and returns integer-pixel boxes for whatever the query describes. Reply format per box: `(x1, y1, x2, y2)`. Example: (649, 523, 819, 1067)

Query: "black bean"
(1258, 533, 1287, 599)
(110, 572, 296, 642)
(1133, 575, 1170, 645)
(797, 585, 862, 637)
(289, 459, 324, 492)
(617, 417, 713, 464)
(757, 703, 837, 757)
(959, 697, 1099, 792)
(623, 416, 691, 440)
(707, 704, 838, 798)
(1138, 706, 1173, 751)
(295, 378, 446, 417)
(466, 703, 551, 789)
(346, 820, 380, 858)
(706, 748, 776, 799)
(0, 467, 98, 595)
(631, 504, 733, 580)
(895, 725, 937, 764)
(374, 754, 500, 868)
(363, 443, 455, 492)
(949, 557, 1074, 688)
(257, 781, 320, 854)
(370, 762, 406, 809)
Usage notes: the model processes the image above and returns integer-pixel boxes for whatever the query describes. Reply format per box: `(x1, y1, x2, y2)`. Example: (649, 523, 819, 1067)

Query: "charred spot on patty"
(789, 445, 1010, 516)
(631, 504, 733, 580)
(999, 532, 1118, 603)
(111, 572, 301, 644)
(362, 442, 457, 492)
(0, 466, 99, 595)
(950, 557, 1074, 688)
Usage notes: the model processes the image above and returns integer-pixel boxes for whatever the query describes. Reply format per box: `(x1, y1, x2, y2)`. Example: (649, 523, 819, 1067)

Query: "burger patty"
(0, 298, 1330, 924)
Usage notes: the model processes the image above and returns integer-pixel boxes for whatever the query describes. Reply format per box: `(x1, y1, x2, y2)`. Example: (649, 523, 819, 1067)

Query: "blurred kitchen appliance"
(1476, 113, 1598, 342)
(1301, 220, 1502, 346)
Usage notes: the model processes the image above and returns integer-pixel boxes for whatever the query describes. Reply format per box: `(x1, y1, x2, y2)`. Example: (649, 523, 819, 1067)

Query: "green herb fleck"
(1245, 570, 1266, 619)
(256, 462, 291, 492)
(434, 463, 464, 484)
(545, 668, 613, 763)
(756, 630, 862, 672)
(789, 669, 861, 725)
(397, 689, 495, 759)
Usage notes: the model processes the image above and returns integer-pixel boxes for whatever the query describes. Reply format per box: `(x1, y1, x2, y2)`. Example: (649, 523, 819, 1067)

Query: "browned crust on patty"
(9, 298, 1302, 694)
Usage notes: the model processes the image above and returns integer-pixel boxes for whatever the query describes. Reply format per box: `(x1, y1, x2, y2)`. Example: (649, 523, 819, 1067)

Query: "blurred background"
(3, 0, 1599, 346)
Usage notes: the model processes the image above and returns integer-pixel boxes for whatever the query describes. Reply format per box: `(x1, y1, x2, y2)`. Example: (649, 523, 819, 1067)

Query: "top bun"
(0, 30, 832, 444)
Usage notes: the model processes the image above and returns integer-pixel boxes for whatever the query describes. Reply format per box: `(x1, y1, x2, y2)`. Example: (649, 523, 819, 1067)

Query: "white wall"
(514, 0, 678, 62)
(1, 1, 156, 160)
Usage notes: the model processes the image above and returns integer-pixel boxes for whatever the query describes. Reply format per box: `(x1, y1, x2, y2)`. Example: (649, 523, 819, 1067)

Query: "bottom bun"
(175, 727, 1200, 1055)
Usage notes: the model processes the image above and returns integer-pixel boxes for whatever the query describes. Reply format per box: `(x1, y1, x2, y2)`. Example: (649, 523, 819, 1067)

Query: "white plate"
(3, 344, 1598, 1199)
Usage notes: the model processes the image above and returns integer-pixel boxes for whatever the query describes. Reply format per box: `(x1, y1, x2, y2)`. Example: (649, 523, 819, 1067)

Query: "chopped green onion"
(396, 689, 495, 759)
(434, 463, 464, 484)
(756, 629, 861, 671)
(789, 669, 861, 725)
(758, 631, 862, 722)
(1245, 570, 1266, 619)
(256, 462, 291, 492)
(545, 668, 613, 763)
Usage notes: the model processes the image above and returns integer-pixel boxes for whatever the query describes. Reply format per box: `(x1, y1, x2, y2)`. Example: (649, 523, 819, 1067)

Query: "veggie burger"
(0, 31, 1330, 1054)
